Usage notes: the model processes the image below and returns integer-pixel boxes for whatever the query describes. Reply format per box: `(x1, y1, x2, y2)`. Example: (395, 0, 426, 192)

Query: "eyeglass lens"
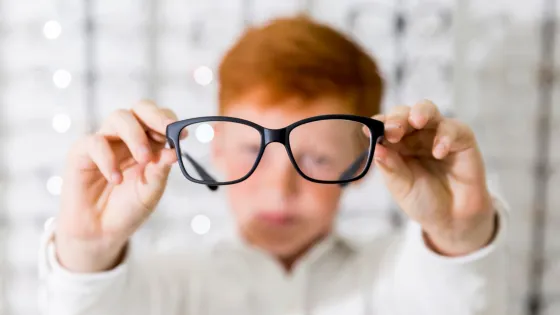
(178, 119, 372, 184)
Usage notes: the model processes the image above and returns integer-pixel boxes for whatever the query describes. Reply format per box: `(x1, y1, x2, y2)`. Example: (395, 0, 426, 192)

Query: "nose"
(254, 143, 298, 201)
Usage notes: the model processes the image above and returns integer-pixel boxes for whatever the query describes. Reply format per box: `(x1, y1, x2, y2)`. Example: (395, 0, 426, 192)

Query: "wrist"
(423, 207, 498, 257)
(54, 232, 128, 273)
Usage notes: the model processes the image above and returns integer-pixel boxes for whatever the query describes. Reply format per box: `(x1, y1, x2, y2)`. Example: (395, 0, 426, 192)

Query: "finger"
(160, 108, 179, 121)
(148, 126, 188, 143)
(385, 105, 417, 143)
(85, 135, 122, 184)
(160, 107, 190, 139)
(432, 118, 475, 159)
(148, 130, 167, 143)
(131, 100, 178, 135)
(180, 128, 188, 140)
(396, 129, 437, 157)
(409, 100, 443, 130)
(373, 144, 414, 200)
(99, 109, 153, 164)
(155, 148, 178, 165)
(373, 114, 385, 122)
(137, 149, 176, 191)
(363, 114, 385, 137)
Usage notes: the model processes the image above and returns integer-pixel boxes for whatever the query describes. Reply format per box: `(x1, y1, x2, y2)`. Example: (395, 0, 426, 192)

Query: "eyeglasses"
(166, 115, 384, 191)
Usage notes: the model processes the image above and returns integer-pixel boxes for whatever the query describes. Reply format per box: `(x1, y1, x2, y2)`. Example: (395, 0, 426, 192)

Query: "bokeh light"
(191, 214, 211, 235)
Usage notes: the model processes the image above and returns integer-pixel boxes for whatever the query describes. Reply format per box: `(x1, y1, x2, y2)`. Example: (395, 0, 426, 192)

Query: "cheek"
(215, 148, 259, 181)
(300, 185, 342, 219)
(226, 182, 256, 215)
(230, 163, 254, 179)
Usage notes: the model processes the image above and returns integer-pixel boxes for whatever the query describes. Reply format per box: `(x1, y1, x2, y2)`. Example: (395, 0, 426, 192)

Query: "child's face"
(215, 95, 364, 259)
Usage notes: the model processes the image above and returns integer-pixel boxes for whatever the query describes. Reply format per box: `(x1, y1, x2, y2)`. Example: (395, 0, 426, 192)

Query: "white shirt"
(38, 196, 509, 315)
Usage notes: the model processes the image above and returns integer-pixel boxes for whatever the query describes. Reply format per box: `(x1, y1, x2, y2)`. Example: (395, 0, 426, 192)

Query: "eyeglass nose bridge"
(263, 128, 288, 145)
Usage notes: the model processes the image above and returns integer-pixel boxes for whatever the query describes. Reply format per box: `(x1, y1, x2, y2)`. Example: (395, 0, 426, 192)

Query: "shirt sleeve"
(38, 222, 197, 315)
(369, 194, 509, 315)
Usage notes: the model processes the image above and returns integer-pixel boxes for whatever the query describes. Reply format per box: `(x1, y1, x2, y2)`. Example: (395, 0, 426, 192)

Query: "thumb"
(157, 148, 179, 166)
(144, 148, 176, 182)
(374, 144, 414, 201)
(134, 152, 174, 213)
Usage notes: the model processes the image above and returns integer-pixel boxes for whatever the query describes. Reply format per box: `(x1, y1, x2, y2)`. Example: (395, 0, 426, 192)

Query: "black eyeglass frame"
(166, 114, 384, 191)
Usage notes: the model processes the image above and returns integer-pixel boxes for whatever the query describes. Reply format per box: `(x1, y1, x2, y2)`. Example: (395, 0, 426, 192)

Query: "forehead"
(223, 96, 355, 129)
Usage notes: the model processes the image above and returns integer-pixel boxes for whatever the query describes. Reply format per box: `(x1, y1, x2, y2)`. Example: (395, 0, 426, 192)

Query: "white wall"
(0, 0, 558, 314)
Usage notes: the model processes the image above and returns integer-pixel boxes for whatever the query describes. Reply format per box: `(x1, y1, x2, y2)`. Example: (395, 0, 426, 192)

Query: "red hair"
(218, 15, 384, 117)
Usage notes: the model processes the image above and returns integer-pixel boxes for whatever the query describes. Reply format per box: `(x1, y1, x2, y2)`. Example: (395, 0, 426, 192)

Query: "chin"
(242, 227, 305, 254)
(243, 226, 322, 259)
(260, 242, 309, 261)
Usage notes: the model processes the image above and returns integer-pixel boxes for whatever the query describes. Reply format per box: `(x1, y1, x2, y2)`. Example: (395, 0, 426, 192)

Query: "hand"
(371, 100, 496, 256)
(55, 100, 181, 272)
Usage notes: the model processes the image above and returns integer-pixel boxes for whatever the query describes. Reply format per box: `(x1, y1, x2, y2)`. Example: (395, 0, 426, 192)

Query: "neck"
(278, 232, 329, 272)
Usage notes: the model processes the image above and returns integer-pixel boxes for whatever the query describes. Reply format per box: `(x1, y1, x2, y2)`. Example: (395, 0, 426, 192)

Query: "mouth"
(255, 211, 296, 226)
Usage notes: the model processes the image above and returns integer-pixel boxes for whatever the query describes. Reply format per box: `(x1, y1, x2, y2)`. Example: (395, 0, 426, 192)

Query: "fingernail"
(149, 131, 167, 143)
(385, 124, 402, 143)
(111, 171, 122, 183)
(412, 114, 426, 126)
(385, 123, 401, 131)
(362, 126, 371, 137)
(434, 142, 447, 157)
(375, 155, 395, 171)
(163, 150, 179, 165)
(374, 156, 387, 167)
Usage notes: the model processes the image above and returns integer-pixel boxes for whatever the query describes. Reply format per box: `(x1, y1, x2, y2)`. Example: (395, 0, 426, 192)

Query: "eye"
(240, 144, 260, 154)
(313, 156, 329, 165)
(303, 154, 332, 167)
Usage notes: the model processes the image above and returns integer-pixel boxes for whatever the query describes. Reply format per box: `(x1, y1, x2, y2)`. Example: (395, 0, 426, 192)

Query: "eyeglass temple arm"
(181, 152, 219, 191)
(339, 136, 384, 187)
(338, 150, 370, 187)
(167, 137, 218, 191)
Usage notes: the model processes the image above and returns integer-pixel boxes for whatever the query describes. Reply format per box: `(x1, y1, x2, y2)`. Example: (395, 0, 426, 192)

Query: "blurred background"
(0, 0, 558, 314)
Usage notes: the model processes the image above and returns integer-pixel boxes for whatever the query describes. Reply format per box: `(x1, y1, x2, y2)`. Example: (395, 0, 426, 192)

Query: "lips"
(256, 211, 296, 226)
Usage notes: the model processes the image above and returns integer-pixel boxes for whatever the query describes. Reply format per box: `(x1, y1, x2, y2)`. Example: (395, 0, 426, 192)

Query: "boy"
(40, 16, 507, 314)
